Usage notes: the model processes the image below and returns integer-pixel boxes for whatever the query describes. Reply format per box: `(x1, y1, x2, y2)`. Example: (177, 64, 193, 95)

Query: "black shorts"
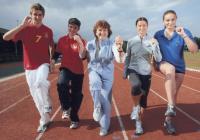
(128, 69, 151, 108)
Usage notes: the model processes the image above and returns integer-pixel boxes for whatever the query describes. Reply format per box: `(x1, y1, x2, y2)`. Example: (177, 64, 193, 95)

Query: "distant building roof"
(0, 28, 8, 34)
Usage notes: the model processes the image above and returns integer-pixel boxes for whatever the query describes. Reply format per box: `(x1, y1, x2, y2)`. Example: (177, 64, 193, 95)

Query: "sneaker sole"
(164, 122, 176, 135)
(37, 121, 52, 133)
(62, 116, 70, 120)
(134, 131, 144, 136)
(165, 113, 176, 117)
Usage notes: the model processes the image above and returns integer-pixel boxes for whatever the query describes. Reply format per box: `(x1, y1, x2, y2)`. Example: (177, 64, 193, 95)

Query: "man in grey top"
(123, 17, 162, 135)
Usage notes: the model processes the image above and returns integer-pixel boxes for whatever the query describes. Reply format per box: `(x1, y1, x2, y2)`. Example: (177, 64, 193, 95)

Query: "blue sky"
(0, 0, 199, 42)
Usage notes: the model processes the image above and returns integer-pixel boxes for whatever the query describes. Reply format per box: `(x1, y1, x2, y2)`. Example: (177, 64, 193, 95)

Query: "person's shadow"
(109, 103, 200, 136)
(46, 103, 200, 136)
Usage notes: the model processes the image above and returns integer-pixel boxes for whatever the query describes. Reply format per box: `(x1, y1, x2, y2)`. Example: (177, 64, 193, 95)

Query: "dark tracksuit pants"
(57, 68, 84, 122)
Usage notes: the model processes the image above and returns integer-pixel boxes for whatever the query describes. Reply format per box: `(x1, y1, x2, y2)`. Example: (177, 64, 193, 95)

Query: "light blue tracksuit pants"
(88, 67, 113, 131)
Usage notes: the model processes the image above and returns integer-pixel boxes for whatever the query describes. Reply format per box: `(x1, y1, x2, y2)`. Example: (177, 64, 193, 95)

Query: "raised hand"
(21, 16, 33, 27)
(149, 38, 158, 46)
(115, 36, 123, 52)
(175, 26, 186, 37)
(73, 35, 82, 44)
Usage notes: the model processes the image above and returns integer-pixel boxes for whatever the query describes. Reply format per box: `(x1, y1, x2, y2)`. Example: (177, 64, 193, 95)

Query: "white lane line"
(35, 106, 61, 140)
(0, 77, 58, 115)
(184, 75, 200, 80)
(0, 82, 26, 94)
(0, 95, 30, 115)
(115, 65, 200, 126)
(35, 68, 88, 140)
(186, 68, 200, 73)
(153, 73, 200, 93)
(0, 73, 25, 83)
(112, 96, 129, 140)
(150, 89, 200, 126)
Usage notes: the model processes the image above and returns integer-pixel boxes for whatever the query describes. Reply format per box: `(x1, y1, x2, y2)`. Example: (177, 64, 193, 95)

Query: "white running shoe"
(165, 105, 176, 117)
(99, 128, 108, 136)
(70, 121, 79, 129)
(93, 106, 103, 122)
(135, 120, 144, 135)
(37, 121, 51, 133)
(62, 108, 71, 119)
(130, 105, 140, 120)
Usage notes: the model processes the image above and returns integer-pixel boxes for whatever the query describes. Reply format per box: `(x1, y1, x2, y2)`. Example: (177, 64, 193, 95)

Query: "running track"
(0, 62, 199, 140)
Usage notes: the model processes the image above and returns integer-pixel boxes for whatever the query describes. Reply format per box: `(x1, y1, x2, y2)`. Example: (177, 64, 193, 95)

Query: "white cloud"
(0, 0, 199, 42)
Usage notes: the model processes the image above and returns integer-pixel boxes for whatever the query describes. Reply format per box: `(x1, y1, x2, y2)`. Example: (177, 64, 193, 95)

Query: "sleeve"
(184, 28, 195, 45)
(112, 41, 126, 63)
(85, 41, 92, 62)
(154, 32, 158, 40)
(152, 44, 162, 62)
(49, 29, 54, 47)
(13, 28, 25, 42)
(79, 38, 87, 60)
(123, 41, 131, 79)
(52, 38, 62, 61)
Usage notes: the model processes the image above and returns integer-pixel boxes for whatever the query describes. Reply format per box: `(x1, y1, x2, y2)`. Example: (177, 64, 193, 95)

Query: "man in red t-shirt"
(53, 18, 86, 129)
(3, 3, 54, 133)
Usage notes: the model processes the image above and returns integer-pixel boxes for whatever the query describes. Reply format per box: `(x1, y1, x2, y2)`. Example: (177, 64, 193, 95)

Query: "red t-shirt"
(14, 24, 53, 70)
(56, 35, 86, 74)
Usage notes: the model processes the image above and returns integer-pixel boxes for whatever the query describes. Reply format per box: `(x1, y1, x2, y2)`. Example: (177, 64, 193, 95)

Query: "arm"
(123, 41, 131, 79)
(3, 16, 32, 41)
(113, 36, 125, 63)
(49, 32, 56, 72)
(176, 27, 198, 53)
(149, 38, 162, 62)
(74, 35, 87, 59)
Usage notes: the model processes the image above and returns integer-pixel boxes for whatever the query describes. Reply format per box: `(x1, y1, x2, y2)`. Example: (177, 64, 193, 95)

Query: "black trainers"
(164, 120, 176, 135)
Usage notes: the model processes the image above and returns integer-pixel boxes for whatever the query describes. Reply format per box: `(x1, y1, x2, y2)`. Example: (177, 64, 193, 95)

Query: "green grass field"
(184, 51, 200, 69)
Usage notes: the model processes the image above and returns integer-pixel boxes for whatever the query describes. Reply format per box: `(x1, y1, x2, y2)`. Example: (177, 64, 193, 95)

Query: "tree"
(194, 37, 200, 49)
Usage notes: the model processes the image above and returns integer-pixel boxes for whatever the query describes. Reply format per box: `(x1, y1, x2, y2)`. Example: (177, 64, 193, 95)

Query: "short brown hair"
(30, 3, 45, 16)
(93, 20, 112, 38)
(68, 18, 81, 27)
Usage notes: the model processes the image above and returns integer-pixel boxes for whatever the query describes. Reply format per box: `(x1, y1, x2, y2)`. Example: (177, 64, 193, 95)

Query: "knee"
(165, 65, 176, 80)
(34, 80, 50, 89)
(57, 82, 68, 91)
(89, 81, 101, 90)
(131, 84, 141, 96)
(166, 65, 175, 74)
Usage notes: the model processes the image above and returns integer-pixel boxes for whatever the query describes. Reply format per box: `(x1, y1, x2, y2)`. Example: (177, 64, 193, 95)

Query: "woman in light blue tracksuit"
(86, 20, 125, 136)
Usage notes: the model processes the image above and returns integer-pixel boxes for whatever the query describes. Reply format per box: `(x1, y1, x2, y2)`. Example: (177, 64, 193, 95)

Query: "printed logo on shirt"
(35, 35, 42, 43)
(71, 43, 79, 51)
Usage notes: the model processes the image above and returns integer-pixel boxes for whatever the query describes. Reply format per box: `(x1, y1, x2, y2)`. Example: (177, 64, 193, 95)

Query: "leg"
(129, 72, 142, 120)
(88, 70, 103, 121)
(160, 62, 176, 106)
(70, 74, 84, 123)
(174, 73, 184, 103)
(57, 68, 71, 112)
(139, 74, 151, 117)
(36, 64, 52, 113)
(99, 77, 113, 136)
(25, 64, 51, 132)
(159, 62, 183, 134)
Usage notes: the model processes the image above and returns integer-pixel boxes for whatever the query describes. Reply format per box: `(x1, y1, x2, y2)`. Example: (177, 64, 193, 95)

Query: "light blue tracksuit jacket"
(86, 38, 122, 130)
